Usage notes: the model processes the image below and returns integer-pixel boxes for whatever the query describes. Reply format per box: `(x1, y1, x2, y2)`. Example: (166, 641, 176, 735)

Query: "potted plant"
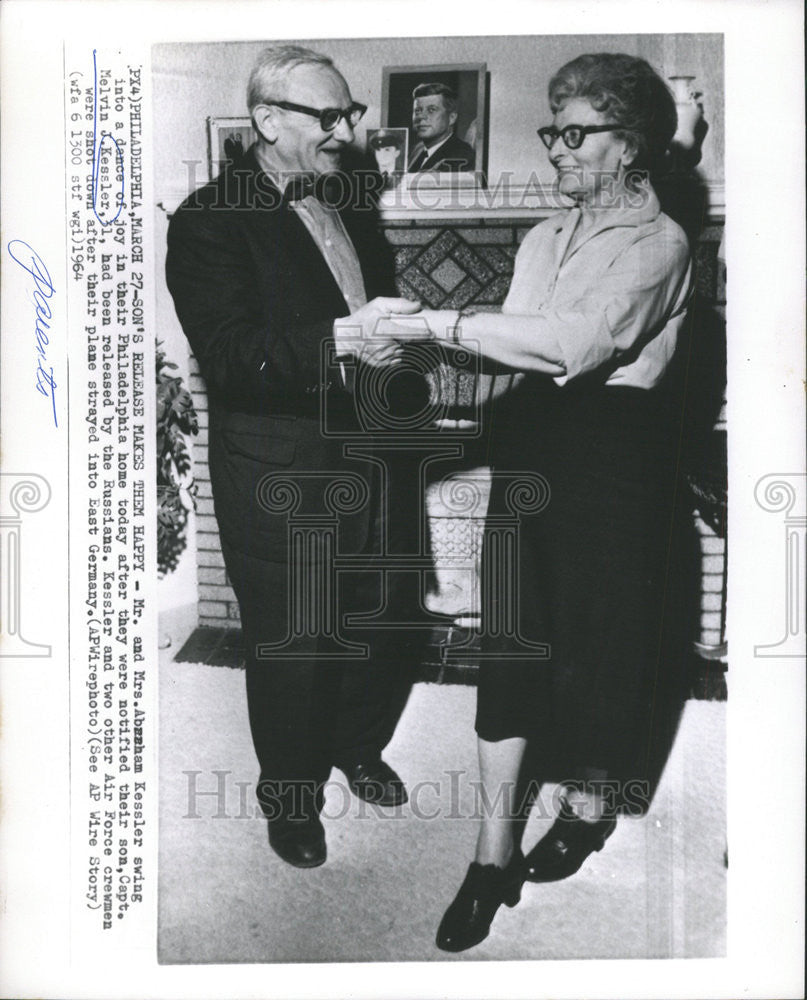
(156, 341, 198, 579)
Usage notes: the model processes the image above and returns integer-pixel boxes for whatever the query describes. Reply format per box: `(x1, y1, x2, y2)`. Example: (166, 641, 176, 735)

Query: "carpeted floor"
(158, 608, 726, 964)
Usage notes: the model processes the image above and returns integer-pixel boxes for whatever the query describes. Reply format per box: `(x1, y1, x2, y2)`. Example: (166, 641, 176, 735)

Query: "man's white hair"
(247, 44, 335, 116)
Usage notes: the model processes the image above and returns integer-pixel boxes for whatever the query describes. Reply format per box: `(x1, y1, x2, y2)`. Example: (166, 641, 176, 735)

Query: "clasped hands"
(334, 298, 459, 369)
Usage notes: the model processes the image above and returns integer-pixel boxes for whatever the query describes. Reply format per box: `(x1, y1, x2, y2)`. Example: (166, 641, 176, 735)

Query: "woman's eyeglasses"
(268, 100, 367, 132)
(537, 124, 621, 151)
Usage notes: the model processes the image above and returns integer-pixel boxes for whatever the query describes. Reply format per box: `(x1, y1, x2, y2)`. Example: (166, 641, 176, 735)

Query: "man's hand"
(334, 297, 422, 368)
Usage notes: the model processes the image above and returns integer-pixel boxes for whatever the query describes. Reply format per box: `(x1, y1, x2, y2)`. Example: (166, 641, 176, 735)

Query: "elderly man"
(407, 82, 475, 172)
(166, 45, 420, 868)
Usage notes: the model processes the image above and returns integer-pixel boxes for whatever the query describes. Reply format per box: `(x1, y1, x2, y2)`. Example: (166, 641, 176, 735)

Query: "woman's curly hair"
(548, 53, 677, 177)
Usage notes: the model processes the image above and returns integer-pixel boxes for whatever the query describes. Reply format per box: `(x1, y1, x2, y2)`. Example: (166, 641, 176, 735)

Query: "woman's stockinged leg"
(474, 735, 528, 867)
(435, 734, 529, 952)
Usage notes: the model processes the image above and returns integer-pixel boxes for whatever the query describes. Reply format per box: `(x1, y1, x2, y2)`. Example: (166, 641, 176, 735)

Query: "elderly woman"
(394, 53, 693, 951)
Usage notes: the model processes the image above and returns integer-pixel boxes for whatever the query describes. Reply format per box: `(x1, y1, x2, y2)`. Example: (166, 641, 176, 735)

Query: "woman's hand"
(374, 312, 434, 343)
(383, 309, 462, 344)
(376, 308, 469, 346)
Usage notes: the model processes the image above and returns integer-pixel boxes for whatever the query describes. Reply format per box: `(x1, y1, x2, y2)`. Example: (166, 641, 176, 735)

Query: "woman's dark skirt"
(476, 377, 689, 786)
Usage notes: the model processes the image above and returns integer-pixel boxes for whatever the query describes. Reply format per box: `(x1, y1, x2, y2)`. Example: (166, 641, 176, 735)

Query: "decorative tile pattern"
(417, 230, 461, 272)
(432, 259, 466, 293)
(389, 223, 519, 309)
(452, 244, 493, 283)
(456, 227, 513, 244)
(695, 238, 720, 302)
(477, 245, 518, 273)
(439, 278, 482, 310)
(472, 275, 512, 305)
(399, 266, 443, 307)
(385, 227, 440, 245)
(392, 247, 421, 271)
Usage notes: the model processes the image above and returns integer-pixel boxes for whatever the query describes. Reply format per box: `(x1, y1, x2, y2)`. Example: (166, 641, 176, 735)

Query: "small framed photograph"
(207, 116, 256, 179)
(366, 126, 409, 189)
(381, 62, 487, 178)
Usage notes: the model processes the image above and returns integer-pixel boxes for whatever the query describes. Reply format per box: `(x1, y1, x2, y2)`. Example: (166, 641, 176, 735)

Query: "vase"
(669, 74, 696, 104)
(668, 75, 702, 150)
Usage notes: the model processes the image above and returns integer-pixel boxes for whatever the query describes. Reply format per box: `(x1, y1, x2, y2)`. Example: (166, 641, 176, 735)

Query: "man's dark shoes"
(435, 849, 524, 953)
(341, 759, 408, 806)
(524, 800, 616, 883)
(267, 816, 327, 868)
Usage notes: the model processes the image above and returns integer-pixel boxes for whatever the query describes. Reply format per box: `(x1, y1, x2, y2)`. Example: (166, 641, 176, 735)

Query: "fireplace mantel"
(378, 178, 725, 223)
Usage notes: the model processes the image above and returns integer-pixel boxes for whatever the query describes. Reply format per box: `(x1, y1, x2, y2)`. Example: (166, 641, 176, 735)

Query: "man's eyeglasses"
(537, 124, 621, 151)
(268, 100, 367, 132)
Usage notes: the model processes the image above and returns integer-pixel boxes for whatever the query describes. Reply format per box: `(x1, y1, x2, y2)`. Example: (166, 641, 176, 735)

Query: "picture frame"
(207, 116, 256, 179)
(381, 62, 487, 179)
(366, 126, 409, 189)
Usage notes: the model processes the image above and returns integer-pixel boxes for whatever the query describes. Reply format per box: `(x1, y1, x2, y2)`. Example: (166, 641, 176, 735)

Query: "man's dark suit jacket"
(165, 148, 396, 562)
(413, 132, 475, 172)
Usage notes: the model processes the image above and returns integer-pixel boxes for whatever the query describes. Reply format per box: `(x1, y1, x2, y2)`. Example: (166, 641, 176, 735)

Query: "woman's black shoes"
(524, 801, 616, 883)
(435, 804, 617, 950)
(435, 849, 524, 952)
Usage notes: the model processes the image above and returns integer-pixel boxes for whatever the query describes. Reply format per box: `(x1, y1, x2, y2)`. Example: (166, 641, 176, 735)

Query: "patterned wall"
(389, 223, 522, 309)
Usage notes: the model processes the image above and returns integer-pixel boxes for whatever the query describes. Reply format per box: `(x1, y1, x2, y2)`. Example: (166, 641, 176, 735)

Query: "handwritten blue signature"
(92, 48, 125, 225)
(6, 241, 58, 428)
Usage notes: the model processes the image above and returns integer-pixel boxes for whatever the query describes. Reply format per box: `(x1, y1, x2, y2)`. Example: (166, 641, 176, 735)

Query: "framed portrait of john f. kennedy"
(381, 62, 487, 178)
